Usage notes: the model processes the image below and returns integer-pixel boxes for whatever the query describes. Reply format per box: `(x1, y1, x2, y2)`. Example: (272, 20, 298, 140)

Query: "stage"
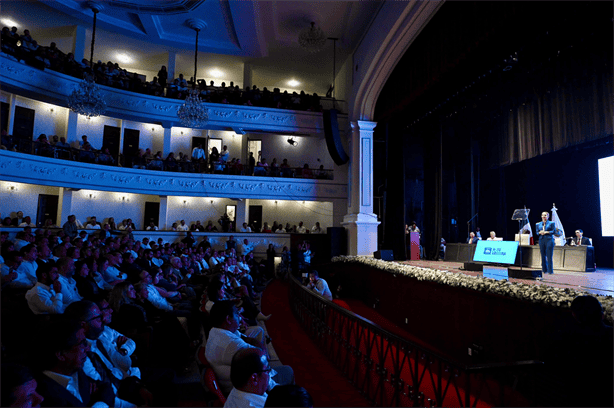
(400, 259, 614, 297)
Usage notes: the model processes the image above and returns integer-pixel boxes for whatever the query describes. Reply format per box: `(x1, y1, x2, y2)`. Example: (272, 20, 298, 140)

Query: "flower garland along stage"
(331, 256, 614, 325)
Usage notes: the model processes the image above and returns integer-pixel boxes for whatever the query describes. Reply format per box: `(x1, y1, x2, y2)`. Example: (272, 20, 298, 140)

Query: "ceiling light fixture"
(287, 137, 298, 147)
(177, 18, 209, 129)
(287, 79, 300, 87)
(298, 22, 327, 53)
(67, 1, 107, 118)
(116, 53, 132, 64)
(1, 18, 18, 28)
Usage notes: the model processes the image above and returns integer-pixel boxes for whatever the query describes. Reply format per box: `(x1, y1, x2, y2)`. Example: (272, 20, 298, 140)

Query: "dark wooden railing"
(289, 274, 543, 407)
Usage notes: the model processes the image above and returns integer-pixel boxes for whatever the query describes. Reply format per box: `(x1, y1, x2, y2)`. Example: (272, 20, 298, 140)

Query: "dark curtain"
(423, 122, 443, 260)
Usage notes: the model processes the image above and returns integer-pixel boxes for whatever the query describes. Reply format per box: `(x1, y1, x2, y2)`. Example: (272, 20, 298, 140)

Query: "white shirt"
(307, 278, 333, 301)
(57, 274, 83, 306)
(146, 226, 158, 231)
(177, 224, 189, 231)
(25, 281, 65, 314)
(224, 388, 267, 408)
(86, 223, 101, 230)
(19, 260, 38, 286)
(152, 257, 164, 268)
(102, 265, 127, 284)
(297, 225, 307, 234)
(239, 243, 254, 256)
(97, 326, 140, 379)
(146, 284, 173, 311)
(205, 327, 257, 393)
(311, 225, 324, 234)
(192, 147, 206, 160)
(240, 226, 252, 233)
(2, 263, 35, 289)
(220, 149, 230, 161)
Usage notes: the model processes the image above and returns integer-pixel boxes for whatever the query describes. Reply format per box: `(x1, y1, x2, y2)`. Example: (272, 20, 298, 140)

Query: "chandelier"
(67, 1, 106, 118)
(298, 22, 327, 53)
(177, 18, 208, 128)
(177, 90, 209, 128)
(67, 79, 107, 118)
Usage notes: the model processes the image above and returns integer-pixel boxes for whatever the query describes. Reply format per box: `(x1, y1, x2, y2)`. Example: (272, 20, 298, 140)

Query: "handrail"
(0, 137, 334, 179)
(288, 273, 542, 407)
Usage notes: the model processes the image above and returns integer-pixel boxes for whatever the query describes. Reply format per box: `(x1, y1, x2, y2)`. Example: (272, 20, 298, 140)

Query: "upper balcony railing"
(0, 55, 347, 135)
(0, 149, 348, 201)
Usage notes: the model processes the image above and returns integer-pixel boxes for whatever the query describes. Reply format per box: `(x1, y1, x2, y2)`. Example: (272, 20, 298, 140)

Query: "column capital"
(356, 120, 377, 132)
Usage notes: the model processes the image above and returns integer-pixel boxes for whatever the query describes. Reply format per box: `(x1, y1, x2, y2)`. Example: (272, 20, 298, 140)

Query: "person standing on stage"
(570, 229, 591, 246)
(537, 211, 556, 275)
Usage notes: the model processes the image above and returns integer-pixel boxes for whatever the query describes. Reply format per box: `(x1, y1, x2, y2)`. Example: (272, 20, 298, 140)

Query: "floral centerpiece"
(332, 256, 614, 324)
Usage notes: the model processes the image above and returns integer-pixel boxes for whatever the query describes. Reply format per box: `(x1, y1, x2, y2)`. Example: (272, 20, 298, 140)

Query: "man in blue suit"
(537, 211, 556, 276)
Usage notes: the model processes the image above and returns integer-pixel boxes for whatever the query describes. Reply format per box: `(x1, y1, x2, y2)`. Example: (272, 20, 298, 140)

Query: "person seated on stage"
(486, 231, 502, 241)
(466, 232, 478, 244)
(568, 229, 591, 246)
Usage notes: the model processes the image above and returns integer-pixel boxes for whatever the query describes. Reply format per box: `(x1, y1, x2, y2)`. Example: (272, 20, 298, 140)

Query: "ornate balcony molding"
(0, 55, 346, 134)
(0, 150, 348, 200)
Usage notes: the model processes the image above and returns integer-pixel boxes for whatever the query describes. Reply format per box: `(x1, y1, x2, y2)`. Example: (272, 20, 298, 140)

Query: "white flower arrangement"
(331, 256, 614, 324)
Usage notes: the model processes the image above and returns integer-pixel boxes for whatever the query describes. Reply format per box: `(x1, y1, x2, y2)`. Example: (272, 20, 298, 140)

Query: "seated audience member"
(305, 270, 332, 301)
(146, 221, 158, 231)
(311, 222, 323, 234)
(16, 244, 39, 289)
(64, 300, 154, 407)
(264, 385, 313, 408)
(191, 220, 205, 231)
(25, 263, 65, 314)
(224, 348, 270, 408)
(467, 232, 478, 244)
(35, 318, 115, 407)
(486, 231, 498, 240)
(85, 216, 101, 229)
(18, 216, 36, 228)
(205, 301, 294, 394)
(1, 250, 22, 289)
(11, 210, 25, 226)
(177, 219, 189, 231)
(296, 221, 307, 234)
(548, 295, 613, 407)
(240, 222, 252, 233)
(74, 259, 106, 301)
(204, 220, 219, 232)
(56, 257, 84, 307)
(1, 363, 45, 407)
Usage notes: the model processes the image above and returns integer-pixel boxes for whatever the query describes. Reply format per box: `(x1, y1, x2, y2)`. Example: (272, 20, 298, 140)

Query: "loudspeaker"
(374, 250, 394, 261)
(323, 109, 349, 165)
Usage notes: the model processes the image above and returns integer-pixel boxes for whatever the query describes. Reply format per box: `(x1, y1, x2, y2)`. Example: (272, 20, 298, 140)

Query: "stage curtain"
(424, 122, 443, 260)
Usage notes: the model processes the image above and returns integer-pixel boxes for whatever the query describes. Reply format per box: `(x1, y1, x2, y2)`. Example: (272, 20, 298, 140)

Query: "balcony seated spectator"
(148, 151, 164, 170)
(148, 76, 163, 96)
(131, 148, 147, 169)
(79, 143, 96, 163)
(157, 65, 168, 88)
(191, 220, 205, 232)
(97, 147, 115, 166)
(164, 152, 179, 171)
(280, 158, 292, 177)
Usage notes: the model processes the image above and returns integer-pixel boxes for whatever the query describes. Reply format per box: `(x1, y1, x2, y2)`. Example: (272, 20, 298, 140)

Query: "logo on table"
(484, 247, 505, 256)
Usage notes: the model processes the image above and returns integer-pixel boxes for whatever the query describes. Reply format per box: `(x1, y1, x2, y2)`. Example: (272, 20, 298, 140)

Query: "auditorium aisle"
(261, 279, 372, 407)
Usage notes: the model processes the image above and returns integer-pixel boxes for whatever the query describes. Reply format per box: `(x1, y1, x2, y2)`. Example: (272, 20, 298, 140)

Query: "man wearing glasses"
(224, 348, 271, 408)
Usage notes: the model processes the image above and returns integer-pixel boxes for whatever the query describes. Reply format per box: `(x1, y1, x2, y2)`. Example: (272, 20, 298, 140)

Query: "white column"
(342, 120, 380, 256)
(158, 196, 169, 230)
(65, 111, 79, 143)
(162, 127, 172, 156)
(72, 25, 87, 62)
(167, 52, 177, 81)
(7, 94, 16, 136)
(60, 188, 74, 224)
(243, 63, 252, 90)
(235, 199, 249, 227)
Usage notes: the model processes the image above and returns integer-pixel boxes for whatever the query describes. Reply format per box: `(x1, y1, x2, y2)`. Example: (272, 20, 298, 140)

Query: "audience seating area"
(0, 217, 313, 406)
(1, 26, 331, 113)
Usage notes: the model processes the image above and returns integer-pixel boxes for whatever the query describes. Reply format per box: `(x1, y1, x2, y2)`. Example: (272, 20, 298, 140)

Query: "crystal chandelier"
(67, 79, 107, 118)
(177, 19, 208, 128)
(67, 1, 106, 118)
(177, 90, 208, 128)
(298, 22, 327, 53)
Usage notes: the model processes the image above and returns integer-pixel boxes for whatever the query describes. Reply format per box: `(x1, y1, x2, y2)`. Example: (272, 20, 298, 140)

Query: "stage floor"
(400, 260, 614, 297)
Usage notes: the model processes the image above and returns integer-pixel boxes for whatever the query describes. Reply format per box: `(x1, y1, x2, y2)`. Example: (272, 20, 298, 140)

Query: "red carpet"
(262, 280, 372, 407)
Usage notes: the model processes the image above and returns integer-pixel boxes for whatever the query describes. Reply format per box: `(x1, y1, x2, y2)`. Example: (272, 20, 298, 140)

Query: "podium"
(409, 232, 420, 260)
